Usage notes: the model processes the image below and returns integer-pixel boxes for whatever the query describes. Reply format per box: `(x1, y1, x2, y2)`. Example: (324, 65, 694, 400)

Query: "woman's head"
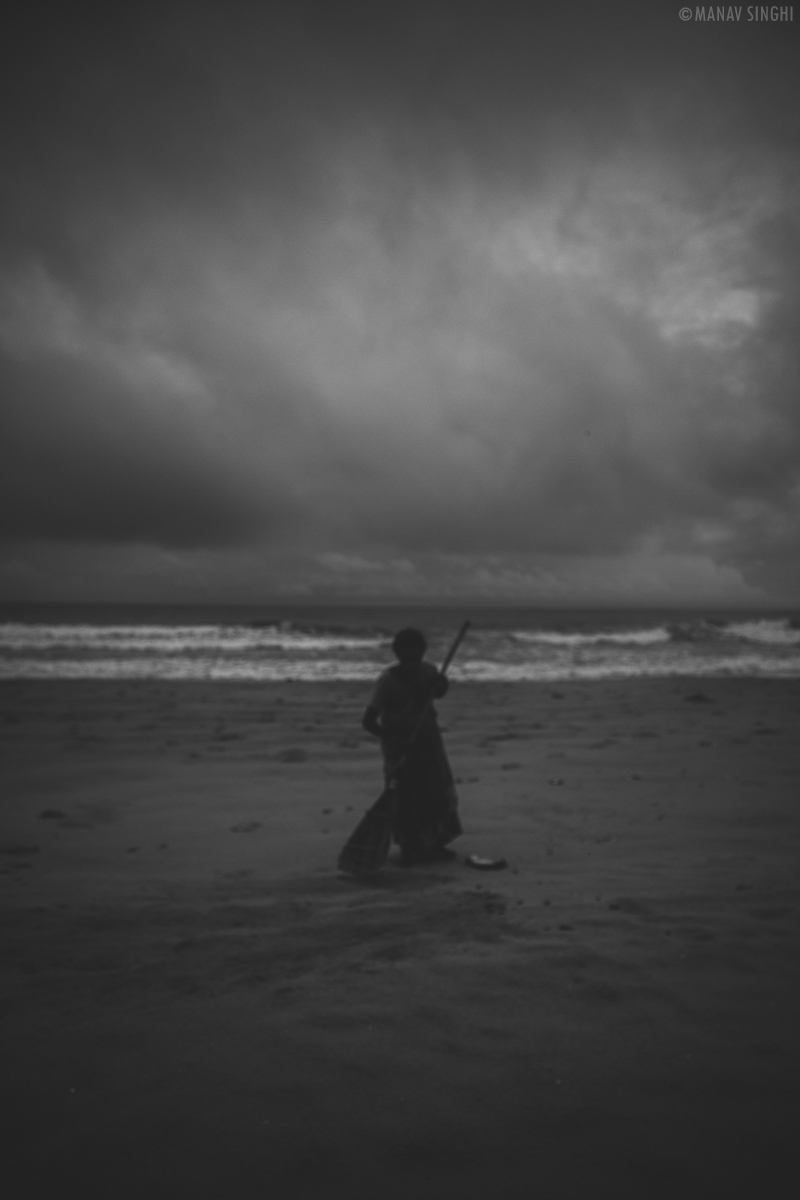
(392, 627, 427, 663)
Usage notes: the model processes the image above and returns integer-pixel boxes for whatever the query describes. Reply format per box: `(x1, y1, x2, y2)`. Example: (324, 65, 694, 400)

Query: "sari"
(368, 660, 462, 862)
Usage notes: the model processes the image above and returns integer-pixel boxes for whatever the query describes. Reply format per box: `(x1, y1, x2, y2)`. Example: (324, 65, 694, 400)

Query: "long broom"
(337, 620, 470, 876)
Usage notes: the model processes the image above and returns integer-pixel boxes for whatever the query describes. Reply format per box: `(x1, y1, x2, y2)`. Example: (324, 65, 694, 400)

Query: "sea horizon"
(1, 596, 798, 622)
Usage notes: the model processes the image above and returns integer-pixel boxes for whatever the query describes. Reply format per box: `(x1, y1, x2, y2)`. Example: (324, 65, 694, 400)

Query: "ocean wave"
(0, 623, 385, 656)
(511, 627, 671, 647)
(667, 617, 800, 646)
(2, 613, 799, 681)
(0, 657, 380, 682)
(721, 618, 800, 646)
(452, 653, 800, 682)
(3, 652, 799, 683)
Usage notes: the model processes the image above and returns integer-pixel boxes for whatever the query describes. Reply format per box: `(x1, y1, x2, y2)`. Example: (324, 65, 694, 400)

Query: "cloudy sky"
(1, 1, 799, 605)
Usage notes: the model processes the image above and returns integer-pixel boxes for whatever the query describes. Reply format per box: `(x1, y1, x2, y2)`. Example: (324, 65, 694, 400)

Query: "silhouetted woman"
(362, 627, 462, 865)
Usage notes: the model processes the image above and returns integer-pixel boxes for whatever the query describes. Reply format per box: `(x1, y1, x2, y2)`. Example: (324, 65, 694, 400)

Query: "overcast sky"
(1, 1, 798, 605)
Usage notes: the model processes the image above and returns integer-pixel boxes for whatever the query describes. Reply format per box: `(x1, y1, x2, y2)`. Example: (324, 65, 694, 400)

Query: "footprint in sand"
(277, 748, 308, 762)
(50, 803, 116, 830)
(749, 906, 793, 921)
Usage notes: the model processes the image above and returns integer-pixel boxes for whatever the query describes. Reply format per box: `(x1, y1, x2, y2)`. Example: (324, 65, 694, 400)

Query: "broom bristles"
(337, 787, 395, 876)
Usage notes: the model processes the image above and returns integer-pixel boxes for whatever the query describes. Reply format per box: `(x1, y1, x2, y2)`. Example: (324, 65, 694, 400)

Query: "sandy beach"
(2, 676, 799, 1199)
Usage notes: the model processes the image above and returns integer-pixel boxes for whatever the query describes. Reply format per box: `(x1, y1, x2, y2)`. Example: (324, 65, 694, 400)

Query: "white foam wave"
(0, 657, 380, 682)
(723, 618, 800, 646)
(0, 623, 385, 656)
(452, 653, 800, 682)
(3, 652, 799, 683)
(511, 627, 671, 648)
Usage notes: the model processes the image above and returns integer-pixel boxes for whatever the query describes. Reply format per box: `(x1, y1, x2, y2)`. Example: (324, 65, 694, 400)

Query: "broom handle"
(439, 619, 471, 678)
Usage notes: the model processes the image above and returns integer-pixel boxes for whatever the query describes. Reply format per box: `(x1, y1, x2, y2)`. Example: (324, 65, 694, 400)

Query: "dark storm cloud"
(1, 1, 799, 600)
(0, 344, 302, 546)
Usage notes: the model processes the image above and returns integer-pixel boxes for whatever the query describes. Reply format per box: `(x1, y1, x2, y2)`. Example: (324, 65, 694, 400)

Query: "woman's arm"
(361, 705, 383, 737)
(432, 673, 449, 699)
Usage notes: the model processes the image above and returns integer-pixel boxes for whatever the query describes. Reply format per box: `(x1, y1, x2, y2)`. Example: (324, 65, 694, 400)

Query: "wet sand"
(2, 677, 799, 1199)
